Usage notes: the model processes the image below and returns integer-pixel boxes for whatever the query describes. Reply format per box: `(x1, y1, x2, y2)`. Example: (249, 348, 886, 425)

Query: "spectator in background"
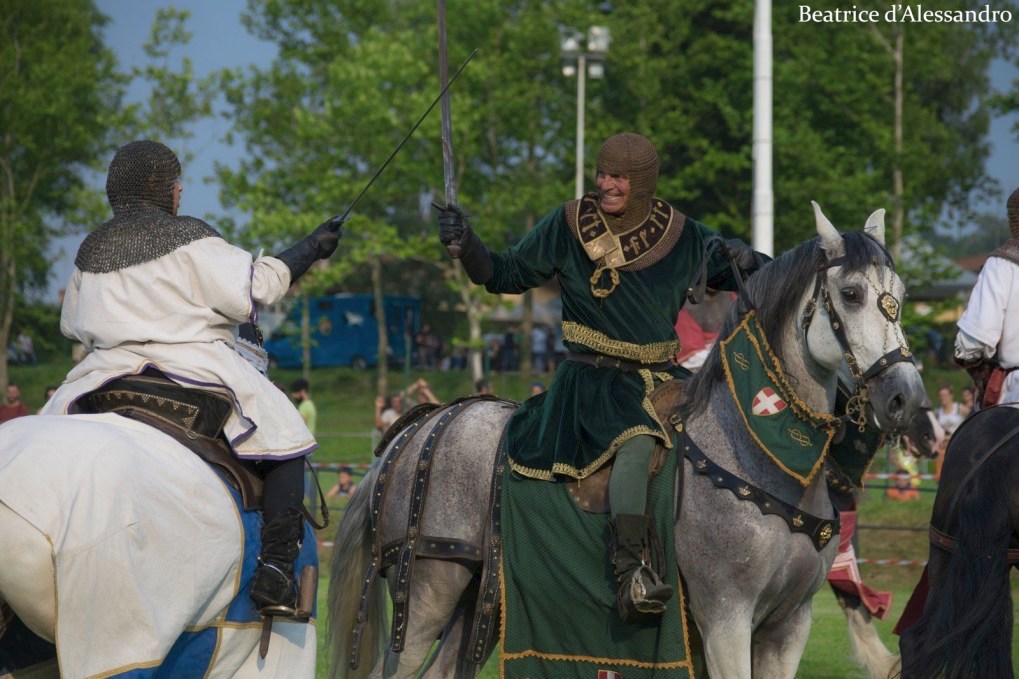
(959, 386, 975, 418)
(475, 378, 493, 396)
(325, 465, 358, 500)
(14, 331, 35, 365)
(374, 379, 439, 435)
(290, 378, 317, 435)
(497, 327, 518, 372)
(531, 324, 549, 373)
(375, 392, 403, 434)
(1, 383, 30, 423)
(414, 323, 434, 368)
(530, 381, 545, 396)
(38, 385, 58, 414)
(933, 384, 965, 479)
(934, 384, 964, 436)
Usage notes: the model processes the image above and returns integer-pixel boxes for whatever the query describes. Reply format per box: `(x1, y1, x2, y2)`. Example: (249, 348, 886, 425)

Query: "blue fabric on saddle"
(109, 468, 318, 678)
(500, 443, 694, 678)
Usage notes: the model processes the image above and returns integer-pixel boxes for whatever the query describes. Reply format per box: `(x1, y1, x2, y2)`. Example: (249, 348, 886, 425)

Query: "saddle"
(74, 372, 264, 511)
(566, 378, 687, 513)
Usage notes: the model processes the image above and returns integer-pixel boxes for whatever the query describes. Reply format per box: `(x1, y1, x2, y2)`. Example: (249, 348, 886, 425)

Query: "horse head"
(903, 393, 945, 459)
(799, 202, 925, 433)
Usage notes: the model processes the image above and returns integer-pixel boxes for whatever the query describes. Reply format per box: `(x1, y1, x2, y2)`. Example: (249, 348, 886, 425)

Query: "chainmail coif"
(595, 132, 659, 233)
(1008, 187, 1019, 240)
(106, 140, 181, 215)
(76, 140, 219, 274)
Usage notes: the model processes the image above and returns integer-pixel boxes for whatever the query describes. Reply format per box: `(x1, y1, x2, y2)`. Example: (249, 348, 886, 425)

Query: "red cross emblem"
(752, 387, 787, 416)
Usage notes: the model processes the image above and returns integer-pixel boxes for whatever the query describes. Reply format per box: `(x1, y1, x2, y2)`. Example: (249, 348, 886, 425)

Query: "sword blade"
(339, 47, 477, 222)
(438, 0, 457, 207)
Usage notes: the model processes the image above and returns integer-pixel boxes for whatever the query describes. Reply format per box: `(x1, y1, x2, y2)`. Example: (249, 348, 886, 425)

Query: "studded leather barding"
(349, 395, 517, 669)
(681, 429, 839, 551)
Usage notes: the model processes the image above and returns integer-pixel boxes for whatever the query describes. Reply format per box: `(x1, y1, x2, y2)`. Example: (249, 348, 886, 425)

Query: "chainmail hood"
(595, 132, 659, 233)
(106, 140, 181, 215)
(76, 140, 220, 273)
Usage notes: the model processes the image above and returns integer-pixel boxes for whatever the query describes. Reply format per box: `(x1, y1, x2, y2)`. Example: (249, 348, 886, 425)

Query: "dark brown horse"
(897, 403, 1019, 679)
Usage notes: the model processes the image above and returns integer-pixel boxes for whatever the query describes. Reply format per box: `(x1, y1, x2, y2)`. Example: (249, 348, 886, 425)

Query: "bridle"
(801, 250, 913, 431)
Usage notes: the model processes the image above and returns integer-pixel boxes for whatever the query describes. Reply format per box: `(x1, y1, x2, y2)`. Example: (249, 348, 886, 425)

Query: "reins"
(690, 235, 912, 434)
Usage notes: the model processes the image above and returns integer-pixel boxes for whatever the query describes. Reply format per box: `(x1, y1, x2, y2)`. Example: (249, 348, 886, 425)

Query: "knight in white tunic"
(954, 187, 1019, 406)
(42, 140, 343, 615)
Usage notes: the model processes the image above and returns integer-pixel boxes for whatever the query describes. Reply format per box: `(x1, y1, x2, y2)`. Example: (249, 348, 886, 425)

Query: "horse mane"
(681, 231, 893, 419)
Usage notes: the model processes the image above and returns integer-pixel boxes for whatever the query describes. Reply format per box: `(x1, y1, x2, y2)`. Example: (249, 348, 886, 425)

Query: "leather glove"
(720, 238, 769, 274)
(276, 215, 346, 284)
(435, 203, 467, 246)
(431, 202, 493, 284)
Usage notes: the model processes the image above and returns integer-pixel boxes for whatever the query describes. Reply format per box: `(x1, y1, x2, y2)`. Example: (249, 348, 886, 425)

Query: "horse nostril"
(888, 394, 905, 416)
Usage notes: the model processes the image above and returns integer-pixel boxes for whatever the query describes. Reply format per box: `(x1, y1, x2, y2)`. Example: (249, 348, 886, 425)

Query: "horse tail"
(899, 453, 1013, 679)
(328, 460, 386, 679)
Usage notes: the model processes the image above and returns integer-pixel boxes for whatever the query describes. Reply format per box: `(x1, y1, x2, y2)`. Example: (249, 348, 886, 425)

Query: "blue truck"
(263, 294, 421, 369)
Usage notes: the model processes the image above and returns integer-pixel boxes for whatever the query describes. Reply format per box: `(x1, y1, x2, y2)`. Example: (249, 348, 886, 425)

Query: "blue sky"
(45, 1, 1019, 299)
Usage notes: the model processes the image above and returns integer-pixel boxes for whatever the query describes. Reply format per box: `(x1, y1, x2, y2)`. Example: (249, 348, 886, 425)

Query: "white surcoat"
(42, 236, 315, 459)
(955, 255, 1019, 404)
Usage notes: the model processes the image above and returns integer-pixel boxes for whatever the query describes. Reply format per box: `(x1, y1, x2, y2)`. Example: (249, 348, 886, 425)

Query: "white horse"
(0, 413, 316, 678)
(328, 203, 927, 678)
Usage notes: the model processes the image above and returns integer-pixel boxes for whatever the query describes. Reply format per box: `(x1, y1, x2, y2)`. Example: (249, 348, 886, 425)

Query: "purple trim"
(233, 443, 318, 462)
(67, 362, 164, 413)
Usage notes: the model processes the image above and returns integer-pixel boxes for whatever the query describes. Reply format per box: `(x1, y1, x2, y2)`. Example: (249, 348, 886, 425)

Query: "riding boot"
(251, 456, 306, 616)
(250, 506, 305, 615)
(609, 513, 674, 622)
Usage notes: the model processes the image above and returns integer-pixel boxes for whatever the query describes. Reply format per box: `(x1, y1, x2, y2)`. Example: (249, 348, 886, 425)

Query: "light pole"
(560, 25, 611, 199)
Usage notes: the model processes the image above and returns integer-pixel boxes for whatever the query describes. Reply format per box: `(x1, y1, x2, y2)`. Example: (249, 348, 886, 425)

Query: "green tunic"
(486, 198, 738, 479)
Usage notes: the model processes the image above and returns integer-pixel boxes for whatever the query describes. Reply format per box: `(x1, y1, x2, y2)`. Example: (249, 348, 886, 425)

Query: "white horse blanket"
(0, 414, 315, 678)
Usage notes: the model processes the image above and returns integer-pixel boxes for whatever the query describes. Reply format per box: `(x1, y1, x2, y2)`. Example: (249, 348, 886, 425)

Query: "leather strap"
(566, 351, 674, 372)
(682, 429, 839, 551)
(350, 419, 423, 669)
(119, 408, 263, 511)
(390, 401, 470, 652)
(467, 424, 509, 663)
(930, 524, 1019, 564)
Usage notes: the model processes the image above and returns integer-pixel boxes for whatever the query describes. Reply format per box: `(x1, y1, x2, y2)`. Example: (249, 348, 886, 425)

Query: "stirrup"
(617, 565, 673, 621)
(251, 561, 299, 617)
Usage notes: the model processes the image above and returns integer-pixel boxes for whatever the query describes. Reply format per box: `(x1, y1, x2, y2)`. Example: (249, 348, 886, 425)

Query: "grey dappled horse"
(328, 203, 926, 679)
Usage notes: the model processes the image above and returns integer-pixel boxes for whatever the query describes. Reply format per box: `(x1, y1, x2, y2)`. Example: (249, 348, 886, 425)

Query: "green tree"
(1, 4, 220, 390)
(0, 0, 122, 390)
(214, 0, 1016, 392)
(218, 0, 583, 388)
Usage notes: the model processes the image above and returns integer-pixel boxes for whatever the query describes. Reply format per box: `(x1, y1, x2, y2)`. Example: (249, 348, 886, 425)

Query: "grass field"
(9, 360, 1016, 676)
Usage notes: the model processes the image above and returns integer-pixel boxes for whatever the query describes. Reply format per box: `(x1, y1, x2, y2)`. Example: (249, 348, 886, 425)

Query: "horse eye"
(841, 286, 862, 304)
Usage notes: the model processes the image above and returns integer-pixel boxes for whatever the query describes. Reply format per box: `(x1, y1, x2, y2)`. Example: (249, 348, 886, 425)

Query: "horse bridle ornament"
(801, 251, 913, 431)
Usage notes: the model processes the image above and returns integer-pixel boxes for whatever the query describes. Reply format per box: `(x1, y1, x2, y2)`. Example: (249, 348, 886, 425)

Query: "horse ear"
(863, 208, 886, 245)
(812, 201, 844, 259)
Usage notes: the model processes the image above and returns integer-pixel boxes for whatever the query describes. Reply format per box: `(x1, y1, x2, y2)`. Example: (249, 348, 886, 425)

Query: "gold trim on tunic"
(562, 321, 679, 363)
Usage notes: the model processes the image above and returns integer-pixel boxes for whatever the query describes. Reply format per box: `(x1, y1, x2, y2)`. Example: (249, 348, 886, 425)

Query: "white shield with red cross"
(751, 387, 787, 416)
(597, 671, 622, 679)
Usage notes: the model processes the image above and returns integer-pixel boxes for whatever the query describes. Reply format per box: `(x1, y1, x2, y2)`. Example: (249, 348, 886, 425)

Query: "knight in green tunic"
(436, 132, 766, 620)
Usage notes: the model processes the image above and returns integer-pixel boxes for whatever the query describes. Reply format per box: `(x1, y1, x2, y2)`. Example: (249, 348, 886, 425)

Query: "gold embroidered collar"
(567, 194, 685, 272)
